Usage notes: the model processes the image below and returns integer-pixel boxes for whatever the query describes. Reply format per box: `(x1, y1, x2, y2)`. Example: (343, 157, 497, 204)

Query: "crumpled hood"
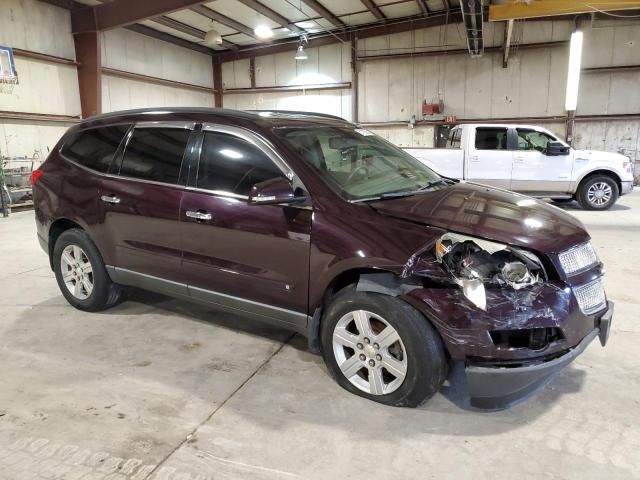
(369, 182, 589, 254)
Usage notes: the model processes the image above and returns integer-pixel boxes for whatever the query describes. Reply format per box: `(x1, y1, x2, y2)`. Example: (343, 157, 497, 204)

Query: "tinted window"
(516, 129, 555, 153)
(61, 125, 129, 173)
(197, 132, 284, 195)
(449, 129, 462, 149)
(120, 128, 191, 184)
(475, 128, 508, 150)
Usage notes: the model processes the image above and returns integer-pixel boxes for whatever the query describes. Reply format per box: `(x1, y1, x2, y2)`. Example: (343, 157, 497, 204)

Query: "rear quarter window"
(61, 125, 130, 173)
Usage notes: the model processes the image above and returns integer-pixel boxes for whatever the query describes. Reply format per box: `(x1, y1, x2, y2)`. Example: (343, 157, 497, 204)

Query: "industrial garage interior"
(1, 0, 639, 478)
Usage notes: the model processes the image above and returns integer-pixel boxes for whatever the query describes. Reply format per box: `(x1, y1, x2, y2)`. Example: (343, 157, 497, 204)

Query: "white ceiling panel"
(166, 10, 237, 35)
(295, 17, 334, 32)
(223, 33, 258, 45)
(139, 20, 203, 42)
(426, 0, 447, 12)
(339, 11, 377, 26)
(263, 0, 321, 22)
(204, 0, 280, 29)
(316, 0, 368, 16)
(380, 1, 421, 18)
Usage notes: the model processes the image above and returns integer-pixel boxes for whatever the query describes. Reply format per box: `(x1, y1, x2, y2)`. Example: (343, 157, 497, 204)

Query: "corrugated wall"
(222, 43, 352, 120)
(0, 0, 79, 160)
(101, 29, 214, 112)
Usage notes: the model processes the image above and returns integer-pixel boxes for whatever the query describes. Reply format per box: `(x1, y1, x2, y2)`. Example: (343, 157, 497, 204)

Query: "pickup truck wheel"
(577, 175, 619, 210)
(53, 228, 123, 312)
(320, 287, 448, 407)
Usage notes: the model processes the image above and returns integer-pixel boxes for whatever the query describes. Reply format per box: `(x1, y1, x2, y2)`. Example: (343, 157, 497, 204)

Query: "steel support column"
(74, 31, 102, 118)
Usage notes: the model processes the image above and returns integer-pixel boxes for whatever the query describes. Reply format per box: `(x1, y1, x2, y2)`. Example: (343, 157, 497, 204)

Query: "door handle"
(470, 155, 480, 162)
(514, 156, 525, 163)
(100, 194, 120, 204)
(186, 210, 212, 221)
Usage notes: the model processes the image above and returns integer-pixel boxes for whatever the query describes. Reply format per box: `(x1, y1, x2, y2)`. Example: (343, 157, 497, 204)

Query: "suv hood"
(368, 182, 589, 254)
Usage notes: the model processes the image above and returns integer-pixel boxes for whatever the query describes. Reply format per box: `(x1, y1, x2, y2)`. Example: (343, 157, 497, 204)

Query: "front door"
(180, 126, 312, 327)
(466, 126, 513, 189)
(98, 122, 195, 288)
(511, 128, 572, 193)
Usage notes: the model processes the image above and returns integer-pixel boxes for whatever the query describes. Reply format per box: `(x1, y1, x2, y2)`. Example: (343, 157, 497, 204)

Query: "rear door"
(465, 127, 513, 189)
(98, 122, 195, 289)
(179, 125, 311, 326)
(511, 128, 572, 193)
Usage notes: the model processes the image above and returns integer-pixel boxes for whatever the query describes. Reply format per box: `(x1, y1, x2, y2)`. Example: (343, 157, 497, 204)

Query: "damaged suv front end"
(399, 215, 612, 408)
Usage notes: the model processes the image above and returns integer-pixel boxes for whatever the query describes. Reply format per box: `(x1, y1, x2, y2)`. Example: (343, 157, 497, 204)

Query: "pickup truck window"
(475, 128, 508, 150)
(275, 126, 440, 201)
(516, 129, 555, 153)
(449, 128, 462, 149)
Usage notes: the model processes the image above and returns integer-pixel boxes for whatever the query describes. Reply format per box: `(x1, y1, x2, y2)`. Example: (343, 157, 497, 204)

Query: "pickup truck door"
(466, 127, 513, 189)
(511, 128, 572, 193)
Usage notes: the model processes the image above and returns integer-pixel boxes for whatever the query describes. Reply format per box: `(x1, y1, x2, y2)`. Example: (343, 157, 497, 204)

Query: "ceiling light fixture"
(254, 25, 274, 39)
(204, 28, 223, 46)
(295, 35, 308, 61)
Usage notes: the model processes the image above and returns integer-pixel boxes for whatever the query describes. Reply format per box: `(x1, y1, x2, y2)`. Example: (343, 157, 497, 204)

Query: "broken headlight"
(435, 233, 544, 310)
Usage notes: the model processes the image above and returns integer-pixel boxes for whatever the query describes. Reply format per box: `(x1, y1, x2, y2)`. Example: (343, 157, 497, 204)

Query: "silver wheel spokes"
(60, 245, 93, 300)
(587, 182, 612, 206)
(332, 310, 407, 396)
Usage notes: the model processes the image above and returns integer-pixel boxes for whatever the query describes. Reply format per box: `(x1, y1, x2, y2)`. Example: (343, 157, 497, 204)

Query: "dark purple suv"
(33, 108, 613, 409)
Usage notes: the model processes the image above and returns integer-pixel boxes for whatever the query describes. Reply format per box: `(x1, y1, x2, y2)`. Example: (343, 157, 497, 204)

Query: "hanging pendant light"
(295, 44, 308, 61)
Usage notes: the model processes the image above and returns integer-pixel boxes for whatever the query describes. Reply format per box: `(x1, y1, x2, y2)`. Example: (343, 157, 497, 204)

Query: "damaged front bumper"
(466, 301, 613, 409)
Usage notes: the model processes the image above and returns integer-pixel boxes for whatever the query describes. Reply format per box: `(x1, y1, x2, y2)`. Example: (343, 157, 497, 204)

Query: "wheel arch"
(577, 169, 622, 193)
(48, 218, 85, 269)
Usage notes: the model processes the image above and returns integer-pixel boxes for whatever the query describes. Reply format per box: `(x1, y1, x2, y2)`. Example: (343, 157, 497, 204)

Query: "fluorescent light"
(295, 45, 308, 61)
(254, 25, 273, 39)
(565, 30, 583, 111)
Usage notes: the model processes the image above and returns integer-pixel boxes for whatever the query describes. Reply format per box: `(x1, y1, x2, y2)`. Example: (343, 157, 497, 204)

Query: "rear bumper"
(620, 181, 634, 195)
(466, 301, 613, 409)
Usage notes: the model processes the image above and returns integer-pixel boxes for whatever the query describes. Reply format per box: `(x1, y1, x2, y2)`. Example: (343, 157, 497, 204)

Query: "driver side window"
(516, 129, 554, 153)
(196, 132, 285, 196)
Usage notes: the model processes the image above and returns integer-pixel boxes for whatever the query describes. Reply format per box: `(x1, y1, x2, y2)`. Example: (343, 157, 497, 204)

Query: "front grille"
(574, 278, 606, 314)
(559, 242, 598, 275)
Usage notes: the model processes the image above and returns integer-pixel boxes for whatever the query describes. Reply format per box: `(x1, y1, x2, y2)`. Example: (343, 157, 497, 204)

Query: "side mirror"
(247, 177, 307, 206)
(546, 141, 570, 156)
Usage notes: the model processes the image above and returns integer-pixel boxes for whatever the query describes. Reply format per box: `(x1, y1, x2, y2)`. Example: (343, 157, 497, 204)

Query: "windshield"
(274, 126, 441, 201)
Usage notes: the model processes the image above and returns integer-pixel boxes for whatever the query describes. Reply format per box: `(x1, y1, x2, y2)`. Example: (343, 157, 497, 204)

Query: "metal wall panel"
(0, 0, 75, 59)
(0, 0, 79, 158)
(102, 75, 214, 112)
(102, 29, 213, 88)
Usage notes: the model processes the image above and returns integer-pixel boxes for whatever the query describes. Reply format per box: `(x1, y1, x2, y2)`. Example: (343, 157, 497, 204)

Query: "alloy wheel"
(332, 310, 408, 395)
(60, 245, 94, 300)
(587, 182, 613, 207)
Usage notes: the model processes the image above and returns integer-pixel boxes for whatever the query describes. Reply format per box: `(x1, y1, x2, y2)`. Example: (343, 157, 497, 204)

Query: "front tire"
(320, 287, 448, 407)
(53, 228, 123, 311)
(577, 175, 619, 210)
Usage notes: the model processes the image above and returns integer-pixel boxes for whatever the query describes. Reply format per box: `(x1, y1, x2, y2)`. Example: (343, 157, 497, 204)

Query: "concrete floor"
(1, 193, 639, 480)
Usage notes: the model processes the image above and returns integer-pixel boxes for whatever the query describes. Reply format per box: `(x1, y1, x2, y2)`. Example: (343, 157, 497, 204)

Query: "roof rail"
(249, 110, 349, 122)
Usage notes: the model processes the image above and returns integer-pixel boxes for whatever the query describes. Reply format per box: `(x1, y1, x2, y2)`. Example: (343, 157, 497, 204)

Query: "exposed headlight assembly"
(435, 233, 544, 310)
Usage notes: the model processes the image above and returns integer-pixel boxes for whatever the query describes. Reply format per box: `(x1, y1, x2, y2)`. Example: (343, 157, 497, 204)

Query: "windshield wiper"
(377, 178, 452, 199)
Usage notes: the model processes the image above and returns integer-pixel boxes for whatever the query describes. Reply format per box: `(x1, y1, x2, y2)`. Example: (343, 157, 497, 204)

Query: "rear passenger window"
(120, 128, 191, 184)
(475, 128, 508, 151)
(449, 129, 462, 149)
(196, 132, 284, 196)
(61, 125, 130, 173)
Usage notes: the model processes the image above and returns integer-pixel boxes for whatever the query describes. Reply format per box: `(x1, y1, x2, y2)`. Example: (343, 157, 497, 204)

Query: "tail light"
(29, 169, 44, 185)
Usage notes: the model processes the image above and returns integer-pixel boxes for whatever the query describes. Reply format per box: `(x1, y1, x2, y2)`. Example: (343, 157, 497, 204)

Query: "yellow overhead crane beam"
(489, 0, 640, 21)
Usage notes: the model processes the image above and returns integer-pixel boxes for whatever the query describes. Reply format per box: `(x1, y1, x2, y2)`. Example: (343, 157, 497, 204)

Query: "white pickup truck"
(406, 124, 634, 210)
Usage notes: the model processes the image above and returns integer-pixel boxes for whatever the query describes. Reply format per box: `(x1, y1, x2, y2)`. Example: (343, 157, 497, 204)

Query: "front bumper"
(620, 181, 634, 195)
(466, 301, 613, 409)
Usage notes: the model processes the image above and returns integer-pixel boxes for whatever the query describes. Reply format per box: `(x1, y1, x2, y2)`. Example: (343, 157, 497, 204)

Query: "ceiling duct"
(460, 0, 484, 57)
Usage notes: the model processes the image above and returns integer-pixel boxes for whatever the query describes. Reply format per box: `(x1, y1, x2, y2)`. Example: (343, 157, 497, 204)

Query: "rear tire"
(320, 287, 448, 407)
(577, 175, 618, 210)
(53, 228, 123, 311)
